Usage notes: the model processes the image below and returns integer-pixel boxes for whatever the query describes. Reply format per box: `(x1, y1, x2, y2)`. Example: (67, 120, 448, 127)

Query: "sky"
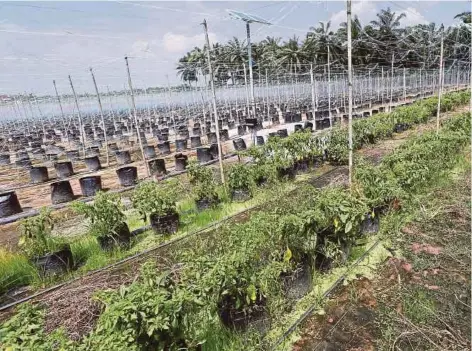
(0, 1, 469, 95)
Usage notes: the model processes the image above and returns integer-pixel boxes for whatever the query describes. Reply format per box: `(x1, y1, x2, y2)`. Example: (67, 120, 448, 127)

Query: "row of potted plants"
(9, 91, 470, 288)
(4, 111, 470, 350)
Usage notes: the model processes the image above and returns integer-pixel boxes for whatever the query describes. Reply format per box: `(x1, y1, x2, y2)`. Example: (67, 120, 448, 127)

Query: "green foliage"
(1, 93, 470, 350)
(0, 303, 73, 350)
(131, 179, 180, 220)
(187, 160, 219, 201)
(226, 163, 253, 192)
(81, 262, 203, 351)
(354, 158, 404, 209)
(326, 129, 349, 164)
(18, 208, 64, 259)
(71, 192, 126, 239)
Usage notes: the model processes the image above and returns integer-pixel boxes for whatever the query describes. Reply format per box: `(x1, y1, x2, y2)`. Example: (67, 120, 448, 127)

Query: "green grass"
(0, 174, 302, 297)
(0, 248, 37, 296)
(403, 288, 437, 325)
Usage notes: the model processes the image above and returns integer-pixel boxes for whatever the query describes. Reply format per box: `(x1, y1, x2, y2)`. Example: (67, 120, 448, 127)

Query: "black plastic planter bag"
(50, 181, 75, 204)
(196, 147, 212, 164)
(150, 211, 179, 235)
(30, 166, 49, 184)
(148, 158, 167, 176)
(115, 150, 132, 165)
(84, 156, 101, 172)
(144, 145, 157, 160)
(157, 141, 171, 155)
(116, 166, 138, 187)
(175, 139, 188, 152)
(232, 138, 247, 151)
(174, 154, 188, 171)
(97, 223, 131, 251)
(33, 244, 74, 276)
(79, 176, 102, 197)
(54, 161, 74, 179)
(0, 191, 22, 218)
(190, 136, 202, 149)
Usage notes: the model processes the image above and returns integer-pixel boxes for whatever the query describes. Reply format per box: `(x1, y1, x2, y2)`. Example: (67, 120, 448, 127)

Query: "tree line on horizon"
(176, 8, 472, 86)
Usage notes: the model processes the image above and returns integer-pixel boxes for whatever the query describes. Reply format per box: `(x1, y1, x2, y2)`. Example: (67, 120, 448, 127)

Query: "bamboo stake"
(125, 56, 150, 176)
(90, 68, 110, 167)
(68, 75, 86, 157)
(203, 19, 225, 183)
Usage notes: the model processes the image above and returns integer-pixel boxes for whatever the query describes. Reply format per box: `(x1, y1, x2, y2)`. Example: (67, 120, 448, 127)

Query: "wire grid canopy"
(226, 9, 272, 25)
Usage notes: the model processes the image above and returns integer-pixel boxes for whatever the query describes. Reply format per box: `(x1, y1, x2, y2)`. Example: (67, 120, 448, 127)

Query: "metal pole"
(347, 0, 353, 186)
(310, 63, 316, 131)
(68, 75, 86, 156)
(436, 36, 444, 134)
(125, 57, 150, 176)
(106, 86, 117, 130)
(33, 96, 46, 135)
(403, 67, 406, 101)
(327, 44, 332, 127)
(246, 22, 256, 120)
(265, 68, 270, 123)
(203, 19, 225, 183)
(243, 63, 250, 117)
(419, 68, 422, 98)
(389, 54, 394, 112)
(381, 67, 384, 105)
(53, 80, 66, 132)
(90, 68, 110, 167)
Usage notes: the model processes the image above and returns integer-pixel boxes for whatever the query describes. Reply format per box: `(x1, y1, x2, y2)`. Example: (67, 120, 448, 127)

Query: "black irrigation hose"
(270, 240, 381, 350)
(0, 166, 342, 312)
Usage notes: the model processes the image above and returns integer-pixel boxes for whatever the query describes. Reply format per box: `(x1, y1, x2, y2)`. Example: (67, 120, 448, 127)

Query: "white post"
(403, 67, 406, 101)
(203, 19, 225, 183)
(419, 68, 423, 98)
(381, 67, 384, 105)
(90, 68, 110, 167)
(347, 0, 353, 186)
(125, 57, 150, 176)
(389, 54, 394, 112)
(327, 45, 332, 127)
(53, 80, 68, 140)
(265, 68, 270, 123)
(310, 63, 316, 131)
(68, 75, 86, 156)
(243, 63, 250, 117)
(246, 22, 255, 120)
(436, 36, 444, 134)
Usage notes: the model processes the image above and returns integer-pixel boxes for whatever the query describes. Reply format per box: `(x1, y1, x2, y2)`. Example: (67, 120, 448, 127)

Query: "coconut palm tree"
(454, 11, 471, 24)
(277, 36, 308, 77)
(176, 52, 198, 86)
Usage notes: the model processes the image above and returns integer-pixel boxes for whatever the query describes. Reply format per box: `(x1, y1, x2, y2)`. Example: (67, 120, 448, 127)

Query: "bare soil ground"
(293, 155, 471, 351)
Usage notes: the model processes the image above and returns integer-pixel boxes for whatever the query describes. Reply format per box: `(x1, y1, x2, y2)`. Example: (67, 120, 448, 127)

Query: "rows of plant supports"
(1, 96, 470, 350)
(0, 91, 469, 306)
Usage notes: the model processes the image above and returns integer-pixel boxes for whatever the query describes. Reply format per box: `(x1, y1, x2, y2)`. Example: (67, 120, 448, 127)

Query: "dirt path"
(293, 154, 471, 351)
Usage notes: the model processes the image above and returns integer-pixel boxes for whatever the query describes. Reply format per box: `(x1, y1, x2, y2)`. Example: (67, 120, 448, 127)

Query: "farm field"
(0, 90, 470, 350)
(0, 3, 471, 350)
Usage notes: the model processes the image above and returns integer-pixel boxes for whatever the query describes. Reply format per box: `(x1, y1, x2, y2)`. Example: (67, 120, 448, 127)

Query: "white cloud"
(329, 1, 377, 29)
(401, 7, 429, 27)
(162, 32, 217, 54)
